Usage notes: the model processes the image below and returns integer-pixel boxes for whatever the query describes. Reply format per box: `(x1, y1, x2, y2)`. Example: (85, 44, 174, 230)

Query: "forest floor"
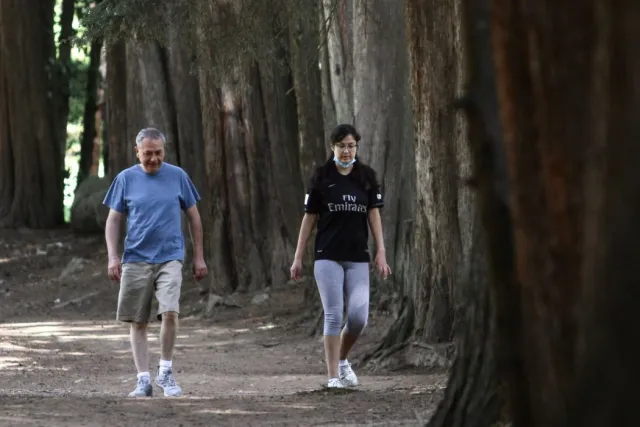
(0, 228, 446, 427)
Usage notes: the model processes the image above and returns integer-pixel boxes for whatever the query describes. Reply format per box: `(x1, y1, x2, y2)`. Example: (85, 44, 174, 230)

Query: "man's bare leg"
(130, 322, 149, 373)
(128, 322, 153, 397)
(160, 311, 178, 362)
(156, 311, 182, 396)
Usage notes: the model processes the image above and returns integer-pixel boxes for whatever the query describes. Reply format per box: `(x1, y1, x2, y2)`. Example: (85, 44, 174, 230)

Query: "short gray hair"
(135, 128, 166, 146)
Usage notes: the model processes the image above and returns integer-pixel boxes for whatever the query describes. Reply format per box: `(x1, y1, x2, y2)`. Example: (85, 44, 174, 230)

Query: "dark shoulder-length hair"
(309, 124, 380, 191)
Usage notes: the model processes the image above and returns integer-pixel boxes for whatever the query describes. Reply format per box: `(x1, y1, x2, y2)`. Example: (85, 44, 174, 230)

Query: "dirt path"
(0, 229, 445, 426)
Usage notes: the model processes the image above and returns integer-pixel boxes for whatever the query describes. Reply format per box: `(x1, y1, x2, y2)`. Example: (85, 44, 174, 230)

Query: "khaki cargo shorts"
(117, 260, 183, 323)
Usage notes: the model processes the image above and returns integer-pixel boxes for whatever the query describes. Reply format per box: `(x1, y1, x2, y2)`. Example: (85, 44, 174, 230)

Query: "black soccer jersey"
(304, 166, 384, 263)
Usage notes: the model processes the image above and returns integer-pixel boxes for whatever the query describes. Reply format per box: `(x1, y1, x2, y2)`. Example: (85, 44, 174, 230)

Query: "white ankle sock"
(159, 359, 172, 372)
(339, 359, 349, 367)
(137, 371, 150, 380)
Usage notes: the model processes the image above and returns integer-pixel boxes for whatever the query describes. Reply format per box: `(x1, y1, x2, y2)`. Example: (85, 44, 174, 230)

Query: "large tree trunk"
(77, 39, 103, 186)
(288, 1, 327, 182)
(426, 0, 506, 423)
(196, 0, 303, 304)
(54, 0, 76, 159)
(432, 0, 640, 425)
(321, 0, 354, 128)
(0, 0, 65, 228)
(362, 0, 468, 370)
(487, 0, 592, 424)
(105, 41, 130, 179)
(569, 3, 640, 424)
(164, 19, 205, 193)
(125, 42, 180, 164)
(352, 0, 415, 310)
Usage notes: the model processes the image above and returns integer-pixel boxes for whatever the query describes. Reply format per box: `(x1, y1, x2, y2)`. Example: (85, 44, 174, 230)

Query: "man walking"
(103, 127, 208, 397)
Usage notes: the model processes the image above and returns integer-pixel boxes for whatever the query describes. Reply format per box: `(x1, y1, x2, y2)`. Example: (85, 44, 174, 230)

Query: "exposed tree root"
(359, 298, 454, 372)
(363, 340, 454, 372)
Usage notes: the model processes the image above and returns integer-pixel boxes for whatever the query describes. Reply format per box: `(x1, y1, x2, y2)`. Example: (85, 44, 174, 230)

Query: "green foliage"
(80, 0, 170, 44)
(67, 58, 91, 125)
(80, 0, 339, 82)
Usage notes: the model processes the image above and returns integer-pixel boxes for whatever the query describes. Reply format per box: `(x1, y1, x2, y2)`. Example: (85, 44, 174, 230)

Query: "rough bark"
(426, 0, 506, 423)
(105, 41, 130, 179)
(321, 0, 354, 128)
(488, 0, 592, 424)
(193, 0, 311, 307)
(362, 0, 468, 370)
(569, 4, 640, 425)
(262, 46, 306, 273)
(288, 1, 326, 183)
(352, 0, 415, 309)
(125, 41, 179, 164)
(0, 0, 65, 228)
(196, 1, 298, 301)
(408, 0, 468, 344)
(55, 0, 76, 158)
(77, 39, 103, 186)
(431, 0, 640, 425)
(164, 17, 205, 193)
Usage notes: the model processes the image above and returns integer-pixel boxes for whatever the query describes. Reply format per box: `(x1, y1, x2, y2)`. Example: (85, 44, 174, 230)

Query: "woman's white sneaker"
(327, 377, 345, 388)
(339, 362, 358, 387)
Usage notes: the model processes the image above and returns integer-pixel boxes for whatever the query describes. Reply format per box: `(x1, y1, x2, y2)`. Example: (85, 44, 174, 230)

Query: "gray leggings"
(314, 260, 370, 336)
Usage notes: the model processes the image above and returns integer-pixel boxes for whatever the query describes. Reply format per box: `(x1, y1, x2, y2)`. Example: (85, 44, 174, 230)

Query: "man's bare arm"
(184, 205, 204, 261)
(105, 209, 124, 260)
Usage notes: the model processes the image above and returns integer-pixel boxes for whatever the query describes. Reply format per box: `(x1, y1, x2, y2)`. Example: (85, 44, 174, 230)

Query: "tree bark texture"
(489, 0, 592, 424)
(78, 39, 103, 186)
(105, 41, 130, 179)
(288, 0, 327, 183)
(124, 42, 180, 165)
(54, 0, 76, 159)
(406, 0, 469, 345)
(105, 33, 204, 181)
(432, 0, 640, 425)
(362, 0, 469, 370)
(0, 0, 65, 228)
(321, 0, 354, 128)
(427, 0, 506, 424)
(569, 3, 640, 425)
(55, 0, 76, 159)
(486, 0, 640, 426)
(352, 0, 416, 306)
(196, 0, 303, 298)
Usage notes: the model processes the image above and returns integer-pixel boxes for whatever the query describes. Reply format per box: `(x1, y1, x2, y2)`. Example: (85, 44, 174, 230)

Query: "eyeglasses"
(335, 144, 358, 152)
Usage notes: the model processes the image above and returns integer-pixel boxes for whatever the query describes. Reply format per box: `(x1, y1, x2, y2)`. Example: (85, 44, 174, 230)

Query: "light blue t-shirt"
(102, 162, 201, 264)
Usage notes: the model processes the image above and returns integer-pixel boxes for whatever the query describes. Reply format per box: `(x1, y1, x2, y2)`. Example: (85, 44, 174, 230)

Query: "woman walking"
(290, 124, 391, 389)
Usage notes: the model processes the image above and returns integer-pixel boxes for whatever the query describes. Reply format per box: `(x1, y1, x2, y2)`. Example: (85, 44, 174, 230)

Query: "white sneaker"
(339, 362, 358, 387)
(155, 367, 183, 397)
(128, 376, 153, 397)
(327, 377, 345, 388)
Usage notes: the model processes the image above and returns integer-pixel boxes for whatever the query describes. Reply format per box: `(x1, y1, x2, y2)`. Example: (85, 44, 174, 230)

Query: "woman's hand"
(290, 258, 303, 281)
(373, 250, 391, 280)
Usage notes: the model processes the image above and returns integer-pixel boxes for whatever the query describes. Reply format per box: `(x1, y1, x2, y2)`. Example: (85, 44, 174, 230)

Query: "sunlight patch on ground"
(177, 338, 254, 348)
(256, 322, 278, 331)
(0, 342, 59, 354)
(195, 408, 270, 415)
(56, 334, 149, 342)
(0, 322, 122, 337)
(0, 357, 27, 369)
(0, 416, 35, 425)
(270, 403, 317, 410)
(3, 321, 66, 327)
